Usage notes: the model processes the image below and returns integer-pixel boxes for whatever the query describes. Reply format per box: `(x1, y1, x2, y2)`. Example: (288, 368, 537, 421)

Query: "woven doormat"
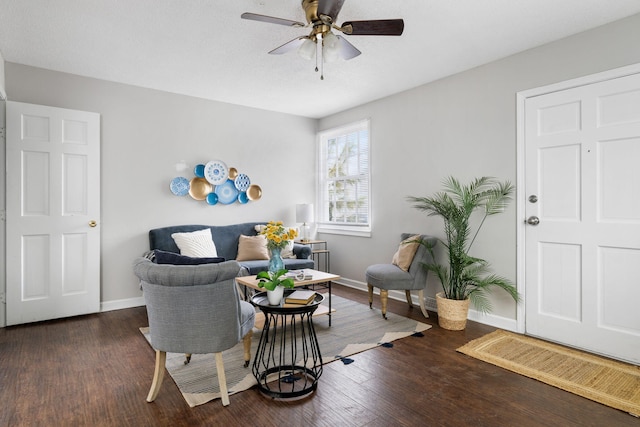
(457, 329, 640, 416)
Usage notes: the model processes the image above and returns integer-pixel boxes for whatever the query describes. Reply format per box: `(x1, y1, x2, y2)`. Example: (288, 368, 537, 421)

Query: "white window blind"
(317, 119, 371, 236)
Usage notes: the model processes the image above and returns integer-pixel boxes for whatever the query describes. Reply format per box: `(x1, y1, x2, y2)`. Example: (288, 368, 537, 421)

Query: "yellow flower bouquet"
(259, 221, 298, 251)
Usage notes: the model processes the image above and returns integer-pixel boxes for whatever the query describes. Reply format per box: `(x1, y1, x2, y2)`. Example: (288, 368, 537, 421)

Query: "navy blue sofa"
(148, 222, 314, 275)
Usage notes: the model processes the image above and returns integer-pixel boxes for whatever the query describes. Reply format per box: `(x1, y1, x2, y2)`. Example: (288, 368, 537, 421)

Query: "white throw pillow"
(171, 228, 218, 258)
(281, 238, 296, 259)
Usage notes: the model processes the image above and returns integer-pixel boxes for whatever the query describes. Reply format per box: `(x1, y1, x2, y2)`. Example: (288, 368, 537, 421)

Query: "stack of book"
(284, 290, 316, 305)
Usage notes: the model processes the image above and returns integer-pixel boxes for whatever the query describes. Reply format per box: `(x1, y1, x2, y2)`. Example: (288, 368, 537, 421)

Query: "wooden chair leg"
(367, 284, 374, 309)
(380, 289, 389, 320)
(147, 350, 166, 402)
(418, 289, 429, 318)
(215, 352, 230, 406)
(242, 331, 252, 368)
(405, 290, 414, 308)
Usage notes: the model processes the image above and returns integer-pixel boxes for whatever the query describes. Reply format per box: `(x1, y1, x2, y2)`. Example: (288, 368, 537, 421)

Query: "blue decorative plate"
(234, 173, 251, 191)
(204, 160, 229, 185)
(206, 192, 219, 205)
(237, 192, 249, 204)
(194, 164, 205, 178)
(170, 177, 190, 196)
(215, 179, 239, 204)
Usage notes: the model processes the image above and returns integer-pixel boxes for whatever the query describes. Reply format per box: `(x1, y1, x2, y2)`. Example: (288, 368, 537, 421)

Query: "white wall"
(0, 50, 6, 100)
(319, 13, 640, 323)
(3, 64, 317, 309)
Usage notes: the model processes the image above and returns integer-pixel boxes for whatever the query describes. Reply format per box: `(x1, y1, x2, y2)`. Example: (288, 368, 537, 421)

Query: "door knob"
(89, 220, 97, 227)
(526, 216, 540, 225)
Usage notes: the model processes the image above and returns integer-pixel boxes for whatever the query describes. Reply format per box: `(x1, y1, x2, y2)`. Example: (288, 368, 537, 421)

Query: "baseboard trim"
(100, 296, 145, 312)
(98, 280, 519, 331)
(337, 278, 518, 332)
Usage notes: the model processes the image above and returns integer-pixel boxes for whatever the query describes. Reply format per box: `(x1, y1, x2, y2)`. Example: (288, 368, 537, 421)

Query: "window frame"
(316, 119, 372, 237)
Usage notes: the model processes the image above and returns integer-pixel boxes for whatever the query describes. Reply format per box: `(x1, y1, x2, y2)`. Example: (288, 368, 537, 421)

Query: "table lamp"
(296, 203, 314, 243)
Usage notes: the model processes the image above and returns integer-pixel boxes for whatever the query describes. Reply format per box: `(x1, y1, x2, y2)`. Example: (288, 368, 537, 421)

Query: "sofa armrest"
(293, 243, 312, 259)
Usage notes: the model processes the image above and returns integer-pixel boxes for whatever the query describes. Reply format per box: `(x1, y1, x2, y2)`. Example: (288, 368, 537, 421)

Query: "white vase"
(267, 286, 284, 305)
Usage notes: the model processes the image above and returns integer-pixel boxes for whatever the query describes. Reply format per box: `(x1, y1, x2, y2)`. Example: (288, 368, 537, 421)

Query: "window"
(317, 119, 371, 237)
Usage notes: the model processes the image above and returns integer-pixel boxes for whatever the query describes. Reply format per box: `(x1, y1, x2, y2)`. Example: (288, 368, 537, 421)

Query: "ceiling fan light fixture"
(323, 31, 340, 63)
(242, 0, 404, 76)
(298, 38, 317, 60)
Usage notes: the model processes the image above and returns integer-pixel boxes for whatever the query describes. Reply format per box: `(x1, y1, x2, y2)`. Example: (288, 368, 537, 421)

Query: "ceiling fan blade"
(336, 35, 361, 60)
(317, 0, 346, 21)
(268, 37, 306, 55)
(341, 19, 404, 36)
(241, 12, 305, 28)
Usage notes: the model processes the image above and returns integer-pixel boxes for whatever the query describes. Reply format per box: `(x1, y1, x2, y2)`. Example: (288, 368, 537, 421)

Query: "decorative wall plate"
(206, 193, 219, 205)
(215, 179, 239, 204)
(238, 192, 249, 204)
(234, 173, 251, 191)
(228, 167, 238, 180)
(170, 177, 190, 196)
(171, 159, 260, 206)
(247, 184, 262, 201)
(189, 177, 213, 200)
(204, 160, 229, 185)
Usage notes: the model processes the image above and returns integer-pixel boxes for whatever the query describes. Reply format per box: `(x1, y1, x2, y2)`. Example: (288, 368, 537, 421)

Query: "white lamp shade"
(296, 204, 314, 223)
(298, 38, 316, 60)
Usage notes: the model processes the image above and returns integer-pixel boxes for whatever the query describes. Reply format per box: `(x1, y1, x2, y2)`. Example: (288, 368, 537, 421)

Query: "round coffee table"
(251, 289, 325, 399)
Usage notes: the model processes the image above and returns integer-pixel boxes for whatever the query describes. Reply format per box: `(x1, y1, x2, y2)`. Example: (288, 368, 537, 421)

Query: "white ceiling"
(1, 1, 640, 118)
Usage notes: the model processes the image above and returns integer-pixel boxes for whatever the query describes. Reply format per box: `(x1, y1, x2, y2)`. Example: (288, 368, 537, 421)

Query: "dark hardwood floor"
(1, 285, 637, 426)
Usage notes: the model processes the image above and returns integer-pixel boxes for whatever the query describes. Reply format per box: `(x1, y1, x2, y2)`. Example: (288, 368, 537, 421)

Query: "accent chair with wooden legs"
(133, 257, 255, 406)
(365, 233, 436, 319)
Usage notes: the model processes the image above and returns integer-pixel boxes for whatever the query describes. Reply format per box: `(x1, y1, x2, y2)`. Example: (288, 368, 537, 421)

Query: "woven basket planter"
(436, 292, 470, 330)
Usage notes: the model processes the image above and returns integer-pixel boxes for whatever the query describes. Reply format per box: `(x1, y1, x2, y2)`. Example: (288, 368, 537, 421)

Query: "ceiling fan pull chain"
(319, 34, 324, 80)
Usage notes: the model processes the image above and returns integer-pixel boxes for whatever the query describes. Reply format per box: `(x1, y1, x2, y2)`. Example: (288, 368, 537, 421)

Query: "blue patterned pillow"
(154, 249, 225, 265)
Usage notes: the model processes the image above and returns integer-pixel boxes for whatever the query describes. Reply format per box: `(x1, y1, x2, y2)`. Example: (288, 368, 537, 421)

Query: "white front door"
(521, 70, 640, 364)
(5, 101, 100, 325)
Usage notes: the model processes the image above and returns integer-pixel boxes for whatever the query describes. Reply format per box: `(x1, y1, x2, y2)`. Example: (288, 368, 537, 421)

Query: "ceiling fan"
(241, 0, 404, 79)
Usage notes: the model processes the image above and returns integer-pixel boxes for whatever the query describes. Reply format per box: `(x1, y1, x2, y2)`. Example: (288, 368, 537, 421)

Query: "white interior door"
(523, 71, 640, 364)
(6, 101, 100, 325)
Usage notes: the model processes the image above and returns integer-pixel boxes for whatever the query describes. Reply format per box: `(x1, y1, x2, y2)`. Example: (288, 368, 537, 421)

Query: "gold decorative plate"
(228, 167, 238, 180)
(189, 177, 213, 200)
(246, 184, 262, 201)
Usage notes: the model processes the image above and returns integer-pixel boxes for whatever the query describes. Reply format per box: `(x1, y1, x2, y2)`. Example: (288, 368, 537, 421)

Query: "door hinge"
(0, 127, 5, 139)
(0, 293, 5, 304)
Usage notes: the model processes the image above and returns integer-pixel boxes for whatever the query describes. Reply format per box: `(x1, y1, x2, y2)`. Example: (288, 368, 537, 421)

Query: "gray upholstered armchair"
(365, 233, 436, 319)
(133, 257, 255, 406)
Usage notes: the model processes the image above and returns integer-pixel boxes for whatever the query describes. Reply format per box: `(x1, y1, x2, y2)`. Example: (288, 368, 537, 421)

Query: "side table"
(298, 239, 330, 272)
(251, 290, 324, 399)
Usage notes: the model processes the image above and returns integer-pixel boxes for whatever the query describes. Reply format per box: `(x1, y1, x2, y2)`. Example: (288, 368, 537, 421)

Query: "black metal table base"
(251, 292, 324, 399)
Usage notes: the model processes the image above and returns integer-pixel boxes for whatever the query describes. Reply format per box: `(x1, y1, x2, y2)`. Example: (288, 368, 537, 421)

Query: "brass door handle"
(89, 220, 97, 228)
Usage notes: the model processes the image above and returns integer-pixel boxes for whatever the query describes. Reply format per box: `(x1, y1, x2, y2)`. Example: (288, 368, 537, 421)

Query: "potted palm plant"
(407, 176, 520, 330)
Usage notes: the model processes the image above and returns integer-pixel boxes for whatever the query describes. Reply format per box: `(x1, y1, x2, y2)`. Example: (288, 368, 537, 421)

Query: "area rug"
(457, 329, 640, 416)
(140, 295, 431, 407)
